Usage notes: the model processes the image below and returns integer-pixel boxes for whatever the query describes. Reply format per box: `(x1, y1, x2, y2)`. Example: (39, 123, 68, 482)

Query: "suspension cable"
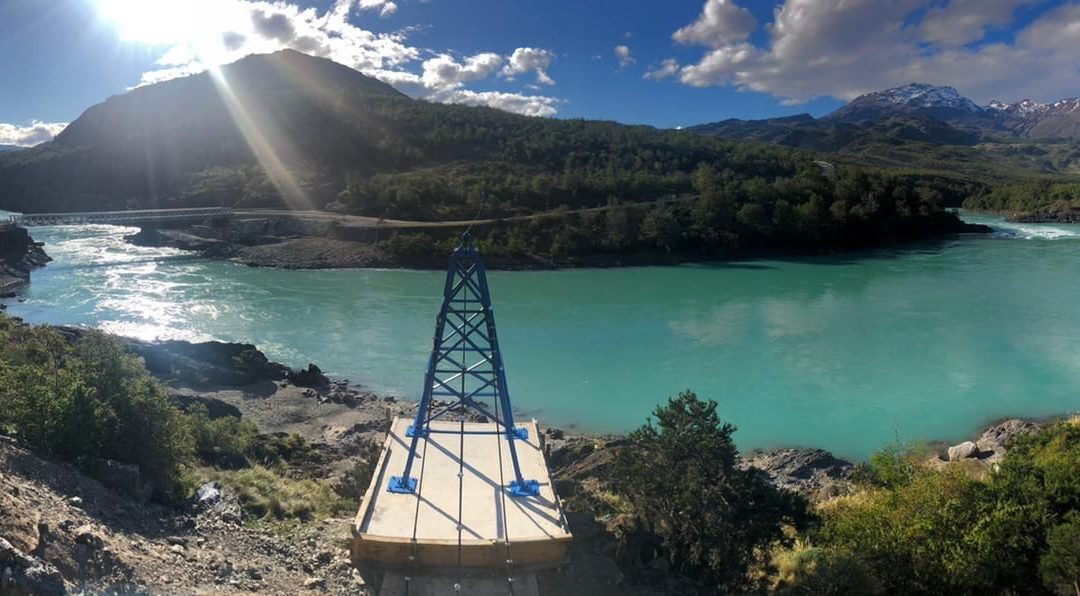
(492, 373, 515, 595)
(406, 422, 431, 596)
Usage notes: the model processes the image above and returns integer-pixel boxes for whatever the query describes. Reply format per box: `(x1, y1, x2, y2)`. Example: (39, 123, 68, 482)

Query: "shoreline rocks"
(0, 225, 50, 294)
(943, 417, 1044, 465)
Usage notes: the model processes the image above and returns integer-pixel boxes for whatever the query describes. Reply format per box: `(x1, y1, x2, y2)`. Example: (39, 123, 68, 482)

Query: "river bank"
(125, 213, 993, 271)
(2, 317, 1065, 594)
(98, 329, 1055, 497)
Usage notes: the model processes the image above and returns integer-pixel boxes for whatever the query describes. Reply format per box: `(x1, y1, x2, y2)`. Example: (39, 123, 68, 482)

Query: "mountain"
(688, 82, 1080, 181)
(825, 83, 990, 126)
(0, 50, 979, 263)
(987, 97, 1080, 140)
(0, 49, 824, 218)
(687, 112, 979, 152)
(53, 48, 404, 151)
(0, 145, 22, 153)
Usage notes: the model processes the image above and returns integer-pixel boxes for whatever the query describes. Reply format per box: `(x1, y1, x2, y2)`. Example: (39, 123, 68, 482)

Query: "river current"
(6, 214, 1080, 459)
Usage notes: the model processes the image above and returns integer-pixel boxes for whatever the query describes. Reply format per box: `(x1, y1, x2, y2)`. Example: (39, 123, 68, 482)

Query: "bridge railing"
(16, 207, 233, 226)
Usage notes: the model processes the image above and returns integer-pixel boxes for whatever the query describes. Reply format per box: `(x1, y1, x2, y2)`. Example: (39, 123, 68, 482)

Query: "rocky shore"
(0, 224, 50, 296)
(1, 326, 1058, 594)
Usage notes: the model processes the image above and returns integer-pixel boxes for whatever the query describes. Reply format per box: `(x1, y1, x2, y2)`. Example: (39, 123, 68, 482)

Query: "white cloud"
(421, 52, 503, 88)
(358, 0, 397, 17)
(426, 88, 563, 117)
(920, 0, 1037, 47)
(673, 0, 757, 48)
(123, 0, 561, 117)
(644, 58, 680, 80)
(500, 47, 555, 85)
(671, 0, 1080, 104)
(0, 120, 68, 147)
(614, 45, 635, 69)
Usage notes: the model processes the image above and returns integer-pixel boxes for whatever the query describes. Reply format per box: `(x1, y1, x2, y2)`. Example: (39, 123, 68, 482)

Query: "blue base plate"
(508, 479, 540, 497)
(388, 476, 418, 493)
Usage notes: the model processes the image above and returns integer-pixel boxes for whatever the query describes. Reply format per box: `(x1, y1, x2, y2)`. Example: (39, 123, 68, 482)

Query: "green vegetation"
(964, 179, 1080, 220)
(373, 165, 974, 263)
(0, 50, 982, 261)
(0, 316, 192, 500)
(613, 391, 809, 591)
(0, 313, 373, 520)
(207, 466, 350, 522)
(788, 419, 1080, 594)
(609, 391, 1080, 593)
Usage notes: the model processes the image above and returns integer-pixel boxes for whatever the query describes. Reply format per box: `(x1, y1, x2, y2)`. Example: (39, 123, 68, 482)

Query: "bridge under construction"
(351, 233, 571, 594)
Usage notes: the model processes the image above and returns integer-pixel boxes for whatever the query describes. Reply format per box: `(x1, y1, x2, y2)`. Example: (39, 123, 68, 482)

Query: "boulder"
(947, 441, 980, 461)
(743, 447, 855, 495)
(288, 363, 330, 389)
(195, 482, 223, 508)
(0, 537, 69, 596)
(977, 419, 1042, 454)
(91, 459, 147, 500)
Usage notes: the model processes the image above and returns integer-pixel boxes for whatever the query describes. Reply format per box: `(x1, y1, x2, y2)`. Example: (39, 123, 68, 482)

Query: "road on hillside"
(239, 194, 700, 229)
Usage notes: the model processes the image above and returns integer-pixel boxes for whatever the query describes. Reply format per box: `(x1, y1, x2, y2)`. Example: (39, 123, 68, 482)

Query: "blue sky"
(1, 0, 1078, 146)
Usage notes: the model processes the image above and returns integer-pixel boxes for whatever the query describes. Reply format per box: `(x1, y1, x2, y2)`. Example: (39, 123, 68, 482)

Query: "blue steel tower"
(388, 233, 539, 497)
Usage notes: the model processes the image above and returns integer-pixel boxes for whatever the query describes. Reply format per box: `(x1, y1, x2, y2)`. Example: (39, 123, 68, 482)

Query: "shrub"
(852, 438, 921, 489)
(333, 440, 381, 502)
(0, 319, 192, 500)
(816, 470, 1000, 593)
(189, 405, 260, 468)
(1039, 512, 1080, 596)
(613, 390, 809, 591)
(769, 541, 878, 595)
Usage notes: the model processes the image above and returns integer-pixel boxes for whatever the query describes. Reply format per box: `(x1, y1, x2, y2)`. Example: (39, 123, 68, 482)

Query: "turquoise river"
(4, 213, 1079, 460)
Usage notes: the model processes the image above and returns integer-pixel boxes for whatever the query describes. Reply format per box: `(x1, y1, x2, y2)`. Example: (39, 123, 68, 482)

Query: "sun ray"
(205, 64, 315, 210)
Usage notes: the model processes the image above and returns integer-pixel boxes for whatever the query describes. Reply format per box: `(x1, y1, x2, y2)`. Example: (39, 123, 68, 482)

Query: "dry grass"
(206, 466, 351, 522)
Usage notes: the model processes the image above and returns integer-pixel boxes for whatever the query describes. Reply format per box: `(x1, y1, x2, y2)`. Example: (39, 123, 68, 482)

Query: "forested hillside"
(0, 50, 983, 261)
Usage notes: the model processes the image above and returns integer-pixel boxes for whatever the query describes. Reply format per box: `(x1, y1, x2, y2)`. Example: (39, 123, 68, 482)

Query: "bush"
(1039, 512, 1080, 596)
(189, 405, 260, 468)
(613, 390, 809, 591)
(0, 319, 192, 500)
(815, 420, 1080, 593)
(853, 438, 921, 489)
(333, 440, 381, 502)
(769, 542, 878, 595)
(816, 470, 1001, 593)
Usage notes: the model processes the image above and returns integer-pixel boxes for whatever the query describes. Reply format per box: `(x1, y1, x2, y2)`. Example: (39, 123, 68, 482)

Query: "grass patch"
(207, 466, 352, 522)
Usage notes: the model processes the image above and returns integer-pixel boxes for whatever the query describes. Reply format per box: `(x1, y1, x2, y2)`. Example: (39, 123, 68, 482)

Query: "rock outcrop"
(742, 447, 856, 498)
(0, 224, 50, 294)
(124, 338, 290, 388)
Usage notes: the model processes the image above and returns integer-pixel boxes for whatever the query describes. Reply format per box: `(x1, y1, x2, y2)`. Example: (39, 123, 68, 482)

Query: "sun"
(96, 0, 218, 46)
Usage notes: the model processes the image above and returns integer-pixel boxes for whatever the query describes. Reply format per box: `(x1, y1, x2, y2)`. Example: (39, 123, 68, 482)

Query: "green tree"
(1040, 512, 1080, 596)
(613, 391, 808, 591)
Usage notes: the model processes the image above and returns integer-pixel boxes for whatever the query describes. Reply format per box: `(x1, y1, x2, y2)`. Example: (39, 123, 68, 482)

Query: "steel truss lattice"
(388, 234, 538, 497)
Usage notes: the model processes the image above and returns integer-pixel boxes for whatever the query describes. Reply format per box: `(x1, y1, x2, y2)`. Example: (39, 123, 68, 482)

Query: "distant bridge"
(14, 207, 234, 227)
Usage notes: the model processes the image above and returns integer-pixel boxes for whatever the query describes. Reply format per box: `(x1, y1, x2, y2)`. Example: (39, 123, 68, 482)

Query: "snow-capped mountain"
(986, 97, 1080, 139)
(825, 83, 989, 124)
